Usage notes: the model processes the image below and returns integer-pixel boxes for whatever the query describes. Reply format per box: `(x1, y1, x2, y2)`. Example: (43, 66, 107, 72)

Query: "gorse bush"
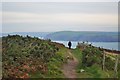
(82, 46, 103, 67)
(2, 35, 64, 78)
(78, 44, 117, 71)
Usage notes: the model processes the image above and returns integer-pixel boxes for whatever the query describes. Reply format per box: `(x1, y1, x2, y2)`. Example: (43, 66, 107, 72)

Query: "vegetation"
(2, 35, 66, 78)
(74, 43, 120, 78)
(1, 35, 120, 78)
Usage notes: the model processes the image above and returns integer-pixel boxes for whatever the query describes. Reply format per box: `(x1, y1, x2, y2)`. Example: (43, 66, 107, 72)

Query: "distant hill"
(45, 31, 119, 42)
(2, 31, 119, 42)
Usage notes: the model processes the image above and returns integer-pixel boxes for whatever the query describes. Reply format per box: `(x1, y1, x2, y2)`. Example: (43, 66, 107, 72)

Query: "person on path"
(68, 41, 72, 49)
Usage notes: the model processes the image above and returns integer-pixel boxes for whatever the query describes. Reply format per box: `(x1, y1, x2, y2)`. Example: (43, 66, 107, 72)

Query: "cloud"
(3, 11, 117, 27)
(2, 2, 118, 32)
(2, 0, 119, 2)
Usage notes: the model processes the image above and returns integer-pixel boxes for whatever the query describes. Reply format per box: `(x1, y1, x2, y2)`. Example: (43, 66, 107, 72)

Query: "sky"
(1, 1, 119, 33)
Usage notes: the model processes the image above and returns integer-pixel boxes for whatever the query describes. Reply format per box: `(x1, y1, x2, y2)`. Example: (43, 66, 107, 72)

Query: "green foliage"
(74, 44, 119, 78)
(81, 45, 118, 71)
(85, 64, 109, 78)
(72, 48, 108, 78)
(71, 48, 83, 69)
(82, 46, 103, 67)
(105, 57, 114, 70)
(2, 35, 65, 78)
(44, 48, 67, 78)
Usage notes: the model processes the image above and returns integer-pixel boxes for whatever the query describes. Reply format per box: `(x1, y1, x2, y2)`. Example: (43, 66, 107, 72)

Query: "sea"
(52, 40, 120, 51)
(1, 34, 119, 51)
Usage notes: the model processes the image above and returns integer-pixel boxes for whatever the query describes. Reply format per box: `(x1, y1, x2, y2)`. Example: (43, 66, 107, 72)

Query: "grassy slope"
(71, 48, 116, 78)
(2, 35, 120, 78)
(30, 47, 68, 78)
(2, 35, 68, 78)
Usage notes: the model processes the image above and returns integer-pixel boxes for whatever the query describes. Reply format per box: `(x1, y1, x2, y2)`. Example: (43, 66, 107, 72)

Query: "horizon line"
(1, 30, 119, 33)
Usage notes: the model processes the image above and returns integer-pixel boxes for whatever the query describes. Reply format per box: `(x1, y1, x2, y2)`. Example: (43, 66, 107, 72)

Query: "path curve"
(62, 50, 79, 78)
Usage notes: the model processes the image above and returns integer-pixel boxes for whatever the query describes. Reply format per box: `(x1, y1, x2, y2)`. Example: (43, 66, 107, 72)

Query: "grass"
(2, 35, 68, 78)
(3, 45, 120, 78)
(71, 48, 114, 78)
(2, 35, 120, 78)
(85, 64, 109, 78)
(30, 47, 68, 78)
(71, 48, 82, 62)
(45, 47, 68, 78)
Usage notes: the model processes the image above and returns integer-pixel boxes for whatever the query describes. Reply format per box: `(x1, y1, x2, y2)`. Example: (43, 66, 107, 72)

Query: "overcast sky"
(2, 1, 118, 33)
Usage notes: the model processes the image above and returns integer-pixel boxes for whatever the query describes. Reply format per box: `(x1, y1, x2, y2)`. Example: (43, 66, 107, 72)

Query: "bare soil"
(62, 50, 79, 78)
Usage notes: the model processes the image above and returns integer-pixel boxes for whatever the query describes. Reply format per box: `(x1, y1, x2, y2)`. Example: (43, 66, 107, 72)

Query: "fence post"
(114, 55, 119, 78)
(102, 50, 106, 70)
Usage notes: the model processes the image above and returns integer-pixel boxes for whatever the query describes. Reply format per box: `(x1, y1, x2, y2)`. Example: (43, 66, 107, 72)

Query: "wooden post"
(112, 48, 114, 55)
(102, 50, 106, 70)
(114, 55, 119, 78)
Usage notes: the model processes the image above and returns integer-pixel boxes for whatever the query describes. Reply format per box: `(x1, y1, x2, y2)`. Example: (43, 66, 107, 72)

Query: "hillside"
(72, 45, 120, 78)
(2, 35, 66, 78)
(45, 31, 119, 42)
(2, 35, 120, 79)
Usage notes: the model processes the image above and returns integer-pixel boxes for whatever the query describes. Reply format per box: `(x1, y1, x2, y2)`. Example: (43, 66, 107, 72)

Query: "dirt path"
(62, 50, 79, 78)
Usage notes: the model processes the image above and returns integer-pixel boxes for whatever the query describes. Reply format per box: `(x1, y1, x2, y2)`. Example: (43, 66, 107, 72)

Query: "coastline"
(77, 42, 120, 55)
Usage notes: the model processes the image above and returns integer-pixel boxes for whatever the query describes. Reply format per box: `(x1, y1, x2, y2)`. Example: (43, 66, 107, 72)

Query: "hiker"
(68, 41, 72, 49)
